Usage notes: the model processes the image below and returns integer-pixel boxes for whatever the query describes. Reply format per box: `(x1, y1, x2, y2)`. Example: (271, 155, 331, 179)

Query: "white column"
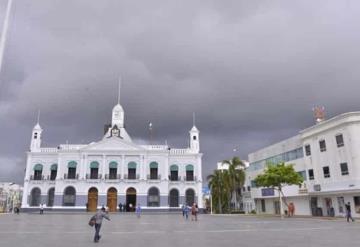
(22, 154, 32, 207)
(102, 155, 106, 179)
(121, 155, 125, 179)
(141, 154, 145, 180)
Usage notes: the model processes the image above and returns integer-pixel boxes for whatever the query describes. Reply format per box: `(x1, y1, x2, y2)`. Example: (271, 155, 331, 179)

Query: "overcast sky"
(0, 0, 360, 184)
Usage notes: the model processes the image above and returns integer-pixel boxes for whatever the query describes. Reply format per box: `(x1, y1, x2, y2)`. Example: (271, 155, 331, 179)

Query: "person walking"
(118, 203, 122, 212)
(182, 204, 186, 217)
(135, 204, 142, 218)
(345, 202, 355, 222)
(92, 208, 110, 243)
(40, 204, 44, 215)
(191, 203, 196, 221)
(184, 205, 189, 220)
(195, 203, 199, 221)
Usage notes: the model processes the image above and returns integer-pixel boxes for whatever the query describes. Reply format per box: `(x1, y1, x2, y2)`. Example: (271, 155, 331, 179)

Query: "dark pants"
(347, 212, 354, 222)
(94, 223, 102, 242)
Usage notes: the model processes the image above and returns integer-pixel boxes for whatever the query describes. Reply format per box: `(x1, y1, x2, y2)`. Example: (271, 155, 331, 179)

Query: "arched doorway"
(169, 189, 179, 207)
(148, 187, 160, 207)
(47, 188, 55, 207)
(30, 187, 41, 206)
(107, 187, 117, 212)
(88, 187, 98, 212)
(185, 189, 195, 206)
(126, 187, 136, 211)
(63, 186, 76, 206)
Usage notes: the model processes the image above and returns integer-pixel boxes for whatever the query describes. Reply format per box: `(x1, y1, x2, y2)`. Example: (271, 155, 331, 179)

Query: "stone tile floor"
(0, 213, 359, 247)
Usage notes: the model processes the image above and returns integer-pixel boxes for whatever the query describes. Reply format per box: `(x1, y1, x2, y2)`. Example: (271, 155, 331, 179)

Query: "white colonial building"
(22, 100, 203, 212)
(246, 111, 360, 217)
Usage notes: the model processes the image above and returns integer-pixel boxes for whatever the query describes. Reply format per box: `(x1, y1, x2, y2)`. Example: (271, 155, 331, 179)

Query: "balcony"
(169, 175, 181, 182)
(86, 174, 102, 180)
(105, 174, 121, 180)
(124, 174, 140, 180)
(185, 176, 197, 182)
(64, 173, 79, 180)
(30, 175, 44, 181)
(147, 174, 161, 180)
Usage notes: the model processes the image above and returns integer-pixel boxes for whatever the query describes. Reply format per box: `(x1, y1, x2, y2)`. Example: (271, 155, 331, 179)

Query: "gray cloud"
(1, 0, 360, 184)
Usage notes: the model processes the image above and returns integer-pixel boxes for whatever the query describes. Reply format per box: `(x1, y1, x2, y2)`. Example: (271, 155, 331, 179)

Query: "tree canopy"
(254, 162, 303, 190)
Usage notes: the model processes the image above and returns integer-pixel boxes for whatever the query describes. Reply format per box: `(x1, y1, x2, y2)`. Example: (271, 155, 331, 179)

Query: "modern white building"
(21, 99, 203, 212)
(246, 111, 360, 217)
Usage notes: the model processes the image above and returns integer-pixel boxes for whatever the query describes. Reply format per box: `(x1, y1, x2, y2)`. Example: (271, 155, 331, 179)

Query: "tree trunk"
(279, 188, 284, 219)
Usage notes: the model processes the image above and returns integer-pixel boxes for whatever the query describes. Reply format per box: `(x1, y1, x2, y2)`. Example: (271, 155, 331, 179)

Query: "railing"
(40, 148, 58, 153)
(58, 144, 87, 151)
(185, 176, 196, 182)
(169, 149, 189, 155)
(105, 174, 121, 180)
(47, 175, 57, 181)
(141, 145, 169, 150)
(64, 173, 79, 179)
(86, 174, 102, 179)
(30, 175, 44, 181)
(124, 174, 140, 180)
(168, 175, 181, 181)
(147, 174, 161, 180)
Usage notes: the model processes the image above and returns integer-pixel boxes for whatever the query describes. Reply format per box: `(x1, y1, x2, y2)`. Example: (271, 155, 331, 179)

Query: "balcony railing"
(185, 176, 196, 182)
(124, 174, 140, 180)
(86, 174, 102, 179)
(105, 174, 121, 180)
(147, 174, 161, 180)
(64, 173, 79, 179)
(168, 175, 181, 181)
(30, 175, 44, 181)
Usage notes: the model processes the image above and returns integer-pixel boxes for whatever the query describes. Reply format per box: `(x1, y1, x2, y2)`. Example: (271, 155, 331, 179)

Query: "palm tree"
(207, 169, 230, 213)
(222, 157, 245, 211)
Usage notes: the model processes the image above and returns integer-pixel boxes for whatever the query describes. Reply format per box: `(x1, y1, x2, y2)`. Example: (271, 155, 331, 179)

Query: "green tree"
(254, 162, 303, 218)
(222, 157, 246, 211)
(207, 169, 230, 214)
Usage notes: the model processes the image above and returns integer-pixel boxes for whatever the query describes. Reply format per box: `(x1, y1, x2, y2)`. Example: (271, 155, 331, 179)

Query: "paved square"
(0, 213, 359, 247)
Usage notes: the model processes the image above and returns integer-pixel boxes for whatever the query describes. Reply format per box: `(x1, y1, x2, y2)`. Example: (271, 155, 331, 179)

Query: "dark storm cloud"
(1, 0, 360, 184)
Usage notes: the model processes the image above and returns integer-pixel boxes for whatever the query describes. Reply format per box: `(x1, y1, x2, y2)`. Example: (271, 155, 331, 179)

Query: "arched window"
(63, 186, 76, 206)
(127, 162, 137, 179)
(33, 164, 43, 180)
(148, 187, 160, 207)
(90, 161, 99, 179)
(67, 161, 77, 179)
(170, 165, 179, 181)
(185, 189, 195, 206)
(30, 187, 41, 206)
(47, 188, 55, 207)
(169, 189, 179, 207)
(109, 161, 118, 179)
(149, 162, 158, 179)
(50, 164, 57, 180)
(185, 165, 194, 181)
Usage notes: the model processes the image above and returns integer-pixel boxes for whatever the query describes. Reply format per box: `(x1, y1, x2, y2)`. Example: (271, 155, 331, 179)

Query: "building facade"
(246, 112, 360, 217)
(0, 183, 22, 213)
(22, 101, 203, 212)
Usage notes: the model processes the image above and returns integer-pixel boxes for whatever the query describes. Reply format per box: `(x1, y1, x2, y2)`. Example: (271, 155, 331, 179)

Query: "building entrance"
(107, 187, 117, 212)
(88, 187, 98, 212)
(126, 187, 136, 212)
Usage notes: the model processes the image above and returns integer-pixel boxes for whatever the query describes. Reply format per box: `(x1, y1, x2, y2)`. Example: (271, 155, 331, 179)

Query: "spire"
(117, 76, 121, 105)
(191, 112, 199, 132)
(37, 109, 40, 124)
(33, 110, 42, 130)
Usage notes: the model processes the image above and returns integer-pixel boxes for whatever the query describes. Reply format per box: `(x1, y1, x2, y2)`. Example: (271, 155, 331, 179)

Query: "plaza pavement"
(0, 213, 359, 247)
